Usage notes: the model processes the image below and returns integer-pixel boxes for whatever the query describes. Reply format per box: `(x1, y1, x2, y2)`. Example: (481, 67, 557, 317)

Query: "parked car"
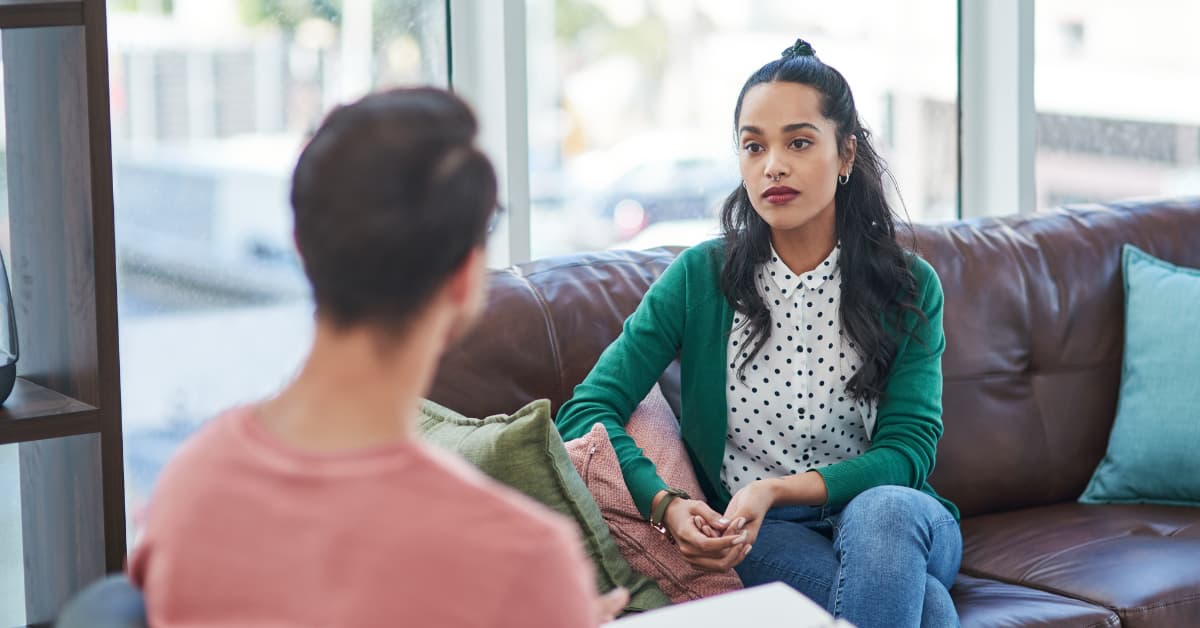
(597, 156, 740, 241)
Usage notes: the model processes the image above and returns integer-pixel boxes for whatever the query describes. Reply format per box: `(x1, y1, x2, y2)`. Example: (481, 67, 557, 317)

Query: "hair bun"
(781, 38, 816, 59)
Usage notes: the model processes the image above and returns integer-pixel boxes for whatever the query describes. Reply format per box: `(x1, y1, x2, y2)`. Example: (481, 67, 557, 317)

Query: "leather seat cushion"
(953, 574, 1117, 628)
(960, 503, 1200, 627)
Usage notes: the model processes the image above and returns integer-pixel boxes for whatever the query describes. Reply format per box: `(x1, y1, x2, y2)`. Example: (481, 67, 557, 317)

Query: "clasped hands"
(656, 472, 828, 573)
(655, 480, 774, 573)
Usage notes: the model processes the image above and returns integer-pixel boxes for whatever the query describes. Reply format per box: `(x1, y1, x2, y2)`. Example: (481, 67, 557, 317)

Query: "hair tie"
(781, 38, 816, 59)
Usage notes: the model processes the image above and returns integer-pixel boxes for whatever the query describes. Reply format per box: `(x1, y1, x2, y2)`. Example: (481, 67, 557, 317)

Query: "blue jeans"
(734, 486, 962, 628)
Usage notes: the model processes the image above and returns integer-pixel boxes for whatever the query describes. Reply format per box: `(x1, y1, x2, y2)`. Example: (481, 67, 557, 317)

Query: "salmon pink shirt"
(129, 406, 597, 627)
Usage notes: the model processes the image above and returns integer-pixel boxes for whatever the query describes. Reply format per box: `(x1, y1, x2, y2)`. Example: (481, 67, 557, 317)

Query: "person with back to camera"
(129, 87, 627, 627)
(557, 39, 963, 627)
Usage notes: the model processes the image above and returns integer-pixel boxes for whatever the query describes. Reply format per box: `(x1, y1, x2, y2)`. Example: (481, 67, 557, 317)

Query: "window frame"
(448, 0, 532, 266)
(958, 0, 1036, 219)
(450, 0, 1042, 265)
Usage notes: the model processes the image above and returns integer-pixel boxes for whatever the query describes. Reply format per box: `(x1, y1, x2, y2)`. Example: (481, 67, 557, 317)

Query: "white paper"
(605, 582, 855, 628)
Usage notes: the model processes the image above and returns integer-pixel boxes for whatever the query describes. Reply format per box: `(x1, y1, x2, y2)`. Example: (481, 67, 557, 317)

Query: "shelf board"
(0, 377, 100, 445)
(0, 0, 82, 29)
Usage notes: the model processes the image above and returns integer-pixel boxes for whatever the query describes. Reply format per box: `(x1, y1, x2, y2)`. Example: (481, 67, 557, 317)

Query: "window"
(0, 444, 20, 626)
(0, 68, 8, 528)
(525, 0, 958, 257)
(0, 55, 7, 262)
(1035, 0, 1200, 209)
(109, 0, 449, 542)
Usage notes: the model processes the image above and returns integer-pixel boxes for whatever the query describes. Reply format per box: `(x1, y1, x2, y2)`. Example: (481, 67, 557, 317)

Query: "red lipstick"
(762, 185, 799, 205)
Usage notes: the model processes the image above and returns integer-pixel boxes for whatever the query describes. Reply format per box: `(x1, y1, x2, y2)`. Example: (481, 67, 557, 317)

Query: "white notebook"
(606, 582, 855, 628)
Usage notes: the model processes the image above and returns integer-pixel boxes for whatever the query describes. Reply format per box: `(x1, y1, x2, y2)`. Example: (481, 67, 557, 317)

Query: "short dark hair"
(291, 87, 498, 329)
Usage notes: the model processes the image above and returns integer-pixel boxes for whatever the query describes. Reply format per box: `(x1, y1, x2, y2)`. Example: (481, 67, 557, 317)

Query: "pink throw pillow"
(564, 385, 743, 603)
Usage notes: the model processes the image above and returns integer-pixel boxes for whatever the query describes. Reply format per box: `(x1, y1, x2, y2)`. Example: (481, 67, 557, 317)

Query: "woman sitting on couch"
(557, 39, 962, 628)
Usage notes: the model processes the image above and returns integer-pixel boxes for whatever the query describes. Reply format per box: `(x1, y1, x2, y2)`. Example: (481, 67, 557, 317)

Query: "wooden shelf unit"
(0, 378, 99, 445)
(1, 0, 124, 624)
(0, 0, 82, 29)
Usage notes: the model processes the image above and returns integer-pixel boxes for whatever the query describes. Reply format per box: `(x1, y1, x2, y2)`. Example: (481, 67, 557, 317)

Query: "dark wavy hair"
(720, 39, 924, 404)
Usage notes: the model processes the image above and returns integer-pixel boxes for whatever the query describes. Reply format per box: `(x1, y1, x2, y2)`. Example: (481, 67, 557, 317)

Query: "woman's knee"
(839, 485, 945, 530)
(835, 486, 962, 577)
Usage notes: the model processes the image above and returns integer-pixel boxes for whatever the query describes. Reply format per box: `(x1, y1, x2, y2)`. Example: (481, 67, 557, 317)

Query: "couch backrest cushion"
(915, 200, 1200, 516)
(430, 199, 1200, 518)
(430, 248, 675, 419)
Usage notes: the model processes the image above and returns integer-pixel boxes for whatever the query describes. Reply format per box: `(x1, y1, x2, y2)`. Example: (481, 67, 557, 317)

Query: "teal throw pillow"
(418, 398, 670, 612)
(1080, 245, 1200, 506)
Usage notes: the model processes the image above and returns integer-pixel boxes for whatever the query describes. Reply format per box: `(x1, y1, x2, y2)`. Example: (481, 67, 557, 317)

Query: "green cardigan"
(556, 239, 959, 521)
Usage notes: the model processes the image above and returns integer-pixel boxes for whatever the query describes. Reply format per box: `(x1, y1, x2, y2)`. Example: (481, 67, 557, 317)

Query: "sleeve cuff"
(624, 462, 669, 520)
(816, 462, 871, 510)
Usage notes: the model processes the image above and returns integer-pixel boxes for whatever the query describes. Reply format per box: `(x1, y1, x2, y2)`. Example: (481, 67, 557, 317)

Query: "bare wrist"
(758, 477, 784, 505)
(764, 472, 828, 507)
(664, 495, 686, 521)
(805, 471, 829, 505)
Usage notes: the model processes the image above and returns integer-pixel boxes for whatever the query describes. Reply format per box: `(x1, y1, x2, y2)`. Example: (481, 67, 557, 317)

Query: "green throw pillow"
(1080, 245, 1200, 506)
(418, 398, 670, 612)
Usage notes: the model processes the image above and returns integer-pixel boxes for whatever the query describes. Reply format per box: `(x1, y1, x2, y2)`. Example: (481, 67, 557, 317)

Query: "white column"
(960, 0, 1036, 217)
(254, 33, 285, 134)
(449, 0, 531, 267)
(339, 0, 375, 102)
(186, 51, 215, 140)
(128, 51, 158, 150)
(890, 92, 930, 222)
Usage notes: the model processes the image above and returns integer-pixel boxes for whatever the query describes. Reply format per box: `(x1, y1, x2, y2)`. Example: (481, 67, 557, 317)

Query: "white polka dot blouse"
(720, 243, 877, 496)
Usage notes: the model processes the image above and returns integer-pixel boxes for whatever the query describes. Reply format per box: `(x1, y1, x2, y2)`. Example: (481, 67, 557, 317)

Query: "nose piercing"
(770, 173, 782, 182)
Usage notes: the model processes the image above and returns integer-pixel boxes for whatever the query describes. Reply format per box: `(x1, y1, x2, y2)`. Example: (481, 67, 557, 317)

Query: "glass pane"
(527, 0, 959, 256)
(109, 0, 449, 543)
(0, 444, 23, 627)
(1035, 1, 1200, 209)
(0, 30, 7, 263)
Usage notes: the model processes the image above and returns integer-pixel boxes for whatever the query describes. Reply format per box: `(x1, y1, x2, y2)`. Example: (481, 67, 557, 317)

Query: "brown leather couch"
(430, 198, 1200, 627)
